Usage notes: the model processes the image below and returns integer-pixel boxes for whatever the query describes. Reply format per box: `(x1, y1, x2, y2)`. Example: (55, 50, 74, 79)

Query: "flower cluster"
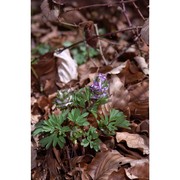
(90, 73, 109, 99)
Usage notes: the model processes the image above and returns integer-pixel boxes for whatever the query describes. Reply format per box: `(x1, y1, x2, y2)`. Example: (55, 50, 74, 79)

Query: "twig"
(56, 26, 142, 53)
(66, 146, 72, 171)
(31, 66, 38, 79)
(94, 23, 109, 65)
(118, 0, 139, 38)
(132, 1, 146, 21)
(110, 32, 141, 64)
(61, 0, 137, 15)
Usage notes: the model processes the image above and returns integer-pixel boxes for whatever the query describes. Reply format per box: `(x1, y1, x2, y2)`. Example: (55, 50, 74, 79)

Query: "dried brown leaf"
(54, 49, 78, 83)
(116, 132, 149, 155)
(125, 159, 149, 180)
(70, 155, 93, 169)
(86, 150, 132, 180)
(83, 21, 98, 48)
(128, 100, 149, 120)
(41, 0, 59, 22)
(141, 18, 149, 45)
(108, 61, 127, 75)
(119, 60, 145, 85)
(134, 56, 149, 75)
(128, 80, 149, 102)
(31, 144, 37, 170)
(109, 75, 130, 110)
(32, 52, 58, 95)
(135, 120, 149, 135)
(109, 168, 129, 180)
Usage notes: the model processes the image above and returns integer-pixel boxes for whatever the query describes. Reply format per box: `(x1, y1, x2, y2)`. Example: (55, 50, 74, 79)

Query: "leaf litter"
(31, 0, 149, 179)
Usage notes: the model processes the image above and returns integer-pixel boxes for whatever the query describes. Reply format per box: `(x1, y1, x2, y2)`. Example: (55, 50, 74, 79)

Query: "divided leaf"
(68, 108, 89, 126)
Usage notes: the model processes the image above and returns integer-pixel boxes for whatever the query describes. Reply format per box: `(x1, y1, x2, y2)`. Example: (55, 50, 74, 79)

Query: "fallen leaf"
(108, 61, 127, 75)
(128, 80, 149, 102)
(109, 75, 130, 110)
(125, 159, 149, 180)
(109, 168, 129, 180)
(86, 150, 133, 180)
(118, 60, 145, 85)
(54, 49, 78, 83)
(128, 100, 149, 120)
(41, 0, 59, 22)
(116, 132, 149, 155)
(141, 18, 149, 45)
(134, 56, 149, 75)
(31, 52, 58, 95)
(31, 144, 37, 170)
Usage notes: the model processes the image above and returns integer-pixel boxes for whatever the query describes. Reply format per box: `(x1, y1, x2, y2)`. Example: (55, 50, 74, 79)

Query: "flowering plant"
(33, 73, 130, 152)
(90, 73, 109, 99)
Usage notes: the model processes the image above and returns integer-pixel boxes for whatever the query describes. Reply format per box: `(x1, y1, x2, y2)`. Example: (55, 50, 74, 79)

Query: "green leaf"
(32, 127, 43, 136)
(81, 139, 89, 147)
(52, 134, 58, 147)
(40, 134, 55, 149)
(63, 41, 73, 47)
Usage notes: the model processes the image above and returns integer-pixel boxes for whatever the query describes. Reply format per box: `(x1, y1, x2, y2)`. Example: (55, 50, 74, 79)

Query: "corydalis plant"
(90, 73, 109, 99)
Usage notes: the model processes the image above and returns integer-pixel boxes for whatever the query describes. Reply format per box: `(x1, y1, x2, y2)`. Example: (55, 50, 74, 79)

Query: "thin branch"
(56, 26, 142, 53)
(110, 33, 141, 64)
(61, 0, 137, 15)
(94, 23, 109, 65)
(131, 2, 146, 21)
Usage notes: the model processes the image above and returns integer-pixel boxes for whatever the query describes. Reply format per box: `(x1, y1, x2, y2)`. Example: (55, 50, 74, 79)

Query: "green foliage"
(32, 43, 51, 55)
(81, 127, 100, 152)
(32, 110, 70, 149)
(63, 41, 99, 65)
(97, 109, 131, 136)
(68, 108, 89, 126)
(33, 84, 130, 152)
(72, 87, 91, 108)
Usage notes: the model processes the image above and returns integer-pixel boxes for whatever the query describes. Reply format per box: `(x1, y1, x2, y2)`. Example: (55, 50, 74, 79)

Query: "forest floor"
(31, 0, 149, 179)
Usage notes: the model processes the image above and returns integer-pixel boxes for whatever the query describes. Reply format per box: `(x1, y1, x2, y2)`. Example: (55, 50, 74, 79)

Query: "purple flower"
(90, 73, 109, 99)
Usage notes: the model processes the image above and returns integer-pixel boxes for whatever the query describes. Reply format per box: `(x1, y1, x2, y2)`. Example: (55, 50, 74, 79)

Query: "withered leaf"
(141, 18, 149, 45)
(109, 75, 130, 110)
(54, 49, 78, 83)
(86, 150, 132, 180)
(134, 56, 149, 75)
(125, 159, 149, 180)
(41, 0, 59, 22)
(108, 61, 127, 75)
(109, 168, 129, 180)
(116, 132, 149, 155)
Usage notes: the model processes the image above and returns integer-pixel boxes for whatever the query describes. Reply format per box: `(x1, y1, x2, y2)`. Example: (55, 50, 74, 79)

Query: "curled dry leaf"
(31, 52, 58, 95)
(109, 168, 129, 180)
(108, 61, 127, 75)
(86, 150, 133, 180)
(135, 120, 149, 135)
(109, 75, 130, 110)
(141, 18, 149, 45)
(125, 159, 149, 180)
(116, 132, 149, 155)
(128, 80, 149, 102)
(128, 100, 149, 120)
(134, 56, 149, 75)
(118, 60, 145, 85)
(78, 60, 100, 86)
(41, 0, 59, 23)
(70, 155, 93, 169)
(54, 49, 78, 83)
